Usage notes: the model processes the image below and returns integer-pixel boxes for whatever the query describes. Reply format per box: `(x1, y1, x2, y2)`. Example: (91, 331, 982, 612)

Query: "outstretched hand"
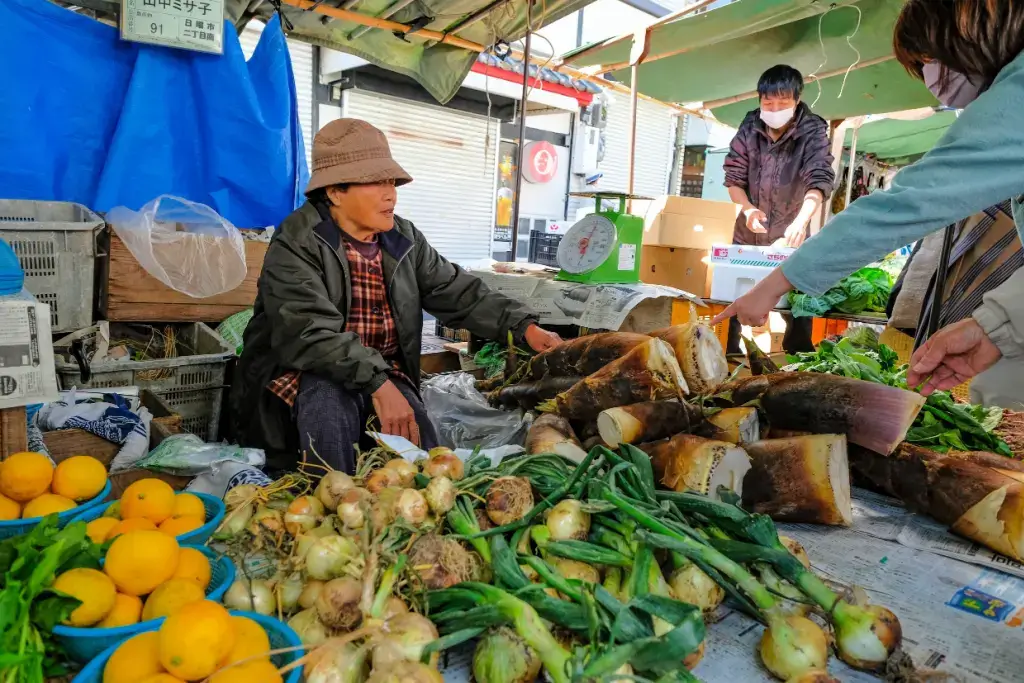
(524, 324, 563, 352)
(908, 319, 1002, 395)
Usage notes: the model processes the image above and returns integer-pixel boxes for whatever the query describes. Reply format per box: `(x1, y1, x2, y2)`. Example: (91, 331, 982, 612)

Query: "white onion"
(396, 488, 429, 526)
(315, 471, 356, 511)
(316, 577, 363, 631)
(224, 484, 260, 509)
(381, 596, 408, 620)
(221, 502, 254, 537)
(276, 572, 304, 613)
(423, 476, 455, 515)
(338, 488, 371, 530)
(285, 495, 325, 536)
(552, 558, 599, 584)
(760, 615, 829, 680)
(299, 580, 325, 610)
(383, 459, 418, 487)
(371, 613, 439, 671)
(421, 453, 464, 481)
(305, 641, 368, 683)
(546, 499, 590, 541)
(305, 535, 361, 580)
(365, 469, 400, 494)
(288, 608, 331, 648)
(249, 506, 284, 536)
(224, 578, 276, 615)
(669, 564, 725, 614)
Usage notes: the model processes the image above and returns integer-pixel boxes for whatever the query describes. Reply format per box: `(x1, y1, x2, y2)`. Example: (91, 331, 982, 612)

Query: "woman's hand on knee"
(372, 380, 420, 445)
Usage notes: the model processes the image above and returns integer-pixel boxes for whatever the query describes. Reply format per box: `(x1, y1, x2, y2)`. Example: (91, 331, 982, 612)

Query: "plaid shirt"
(268, 239, 400, 407)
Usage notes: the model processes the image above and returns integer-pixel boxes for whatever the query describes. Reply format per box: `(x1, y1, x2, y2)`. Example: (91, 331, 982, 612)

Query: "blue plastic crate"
(71, 610, 303, 683)
(54, 544, 235, 663)
(72, 491, 225, 545)
(0, 480, 111, 540)
(0, 237, 24, 295)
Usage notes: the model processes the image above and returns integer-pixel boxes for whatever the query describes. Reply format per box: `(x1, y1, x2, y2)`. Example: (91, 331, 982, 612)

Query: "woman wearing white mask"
(714, 0, 1024, 406)
(721, 64, 835, 353)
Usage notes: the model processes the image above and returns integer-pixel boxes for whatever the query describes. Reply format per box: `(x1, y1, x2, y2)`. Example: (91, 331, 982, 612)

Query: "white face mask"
(923, 62, 982, 109)
(760, 107, 796, 130)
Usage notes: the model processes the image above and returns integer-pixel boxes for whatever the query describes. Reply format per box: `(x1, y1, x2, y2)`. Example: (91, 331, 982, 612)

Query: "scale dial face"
(557, 214, 618, 274)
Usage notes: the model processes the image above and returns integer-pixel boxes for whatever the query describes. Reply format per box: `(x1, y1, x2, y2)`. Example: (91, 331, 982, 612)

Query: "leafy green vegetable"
(785, 331, 1013, 456)
(0, 517, 100, 683)
(788, 266, 893, 318)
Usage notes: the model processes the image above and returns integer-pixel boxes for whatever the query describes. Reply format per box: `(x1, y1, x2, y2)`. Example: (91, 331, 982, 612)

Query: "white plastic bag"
(108, 195, 246, 298)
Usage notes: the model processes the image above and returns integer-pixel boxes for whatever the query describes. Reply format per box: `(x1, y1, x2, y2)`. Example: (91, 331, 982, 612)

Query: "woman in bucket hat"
(232, 119, 562, 473)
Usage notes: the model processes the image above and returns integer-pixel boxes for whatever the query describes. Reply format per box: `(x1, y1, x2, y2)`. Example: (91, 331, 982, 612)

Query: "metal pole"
(627, 63, 639, 195)
(509, 2, 533, 261)
(843, 126, 860, 209)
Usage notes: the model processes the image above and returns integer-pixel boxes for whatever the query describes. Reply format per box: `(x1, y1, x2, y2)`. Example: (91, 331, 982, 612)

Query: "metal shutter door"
(239, 23, 313, 169)
(601, 96, 677, 198)
(343, 90, 497, 265)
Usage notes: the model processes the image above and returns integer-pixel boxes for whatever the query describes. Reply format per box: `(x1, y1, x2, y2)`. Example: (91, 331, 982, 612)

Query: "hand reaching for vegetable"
(372, 380, 420, 445)
(908, 318, 1002, 395)
(524, 324, 563, 353)
(712, 268, 794, 327)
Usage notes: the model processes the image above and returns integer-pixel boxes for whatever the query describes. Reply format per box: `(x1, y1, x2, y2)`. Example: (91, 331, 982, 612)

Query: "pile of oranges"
(85, 478, 207, 543)
(102, 601, 282, 683)
(0, 452, 107, 520)
(52, 528, 212, 629)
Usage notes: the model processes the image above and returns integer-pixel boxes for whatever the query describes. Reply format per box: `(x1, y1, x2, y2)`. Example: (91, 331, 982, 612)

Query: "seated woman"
(232, 119, 562, 473)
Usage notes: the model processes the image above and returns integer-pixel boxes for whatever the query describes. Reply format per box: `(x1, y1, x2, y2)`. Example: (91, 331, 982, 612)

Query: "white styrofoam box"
(709, 244, 793, 303)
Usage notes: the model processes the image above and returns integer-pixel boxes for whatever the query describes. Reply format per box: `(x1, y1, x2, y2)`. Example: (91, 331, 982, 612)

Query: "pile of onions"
(224, 578, 276, 615)
(420, 449, 464, 481)
(371, 613, 439, 670)
(314, 471, 356, 511)
(485, 477, 534, 526)
(424, 476, 455, 515)
(316, 576, 364, 631)
(546, 499, 590, 541)
(305, 535, 361, 580)
(285, 495, 325, 536)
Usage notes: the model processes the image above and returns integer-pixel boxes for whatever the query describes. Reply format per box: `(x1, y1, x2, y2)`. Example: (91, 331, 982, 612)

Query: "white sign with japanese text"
(121, 0, 224, 54)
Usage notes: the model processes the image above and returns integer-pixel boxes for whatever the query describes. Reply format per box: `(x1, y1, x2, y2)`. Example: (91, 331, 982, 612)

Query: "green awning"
(229, 0, 593, 104)
(565, 0, 939, 124)
(843, 111, 956, 160)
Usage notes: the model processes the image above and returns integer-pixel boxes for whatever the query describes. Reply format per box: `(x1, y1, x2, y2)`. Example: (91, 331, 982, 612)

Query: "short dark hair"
(894, 0, 1024, 92)
(307, 184, 350, 205)
(757, 65, 805, 100)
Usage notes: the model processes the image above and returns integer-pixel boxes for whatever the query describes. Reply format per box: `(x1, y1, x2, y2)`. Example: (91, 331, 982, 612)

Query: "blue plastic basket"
(71, 610, 303, 683)
(0, 480, 112, 540)
(54, 545, 236, 663)
(72, 491, 226, 545)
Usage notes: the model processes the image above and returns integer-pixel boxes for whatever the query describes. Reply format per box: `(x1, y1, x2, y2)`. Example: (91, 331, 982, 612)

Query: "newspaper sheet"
(469, 269, 702, 331)
(0, 301, 59, 409)
(440, 487, 1024, 682)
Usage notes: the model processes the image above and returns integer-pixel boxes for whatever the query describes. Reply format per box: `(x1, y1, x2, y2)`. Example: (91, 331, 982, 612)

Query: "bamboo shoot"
(525, 332, 650, 380)
(643, 433, 751, 500)
(742, 435, 853, 526)
(597, 401, 704, 447)
(525, 414, 587, 463)
(650, 323, 729, 394)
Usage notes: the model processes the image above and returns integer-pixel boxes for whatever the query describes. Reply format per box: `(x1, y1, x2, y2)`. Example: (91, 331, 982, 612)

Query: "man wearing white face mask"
(712, 0, 1024, 408)
(721, 65, 835, 353)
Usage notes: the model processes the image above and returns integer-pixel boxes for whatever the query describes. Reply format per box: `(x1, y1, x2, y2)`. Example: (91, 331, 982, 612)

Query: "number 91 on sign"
(121, 0, 224, 55)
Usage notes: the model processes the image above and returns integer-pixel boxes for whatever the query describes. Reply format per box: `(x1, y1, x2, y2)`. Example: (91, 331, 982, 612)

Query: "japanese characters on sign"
(121, 0, 224, 54)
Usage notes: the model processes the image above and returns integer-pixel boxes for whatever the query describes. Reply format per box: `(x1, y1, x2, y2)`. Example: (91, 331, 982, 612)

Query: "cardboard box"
(643, 196, 739, 250)
(709, 244, 793, 303)
(640, 246, 712, 298)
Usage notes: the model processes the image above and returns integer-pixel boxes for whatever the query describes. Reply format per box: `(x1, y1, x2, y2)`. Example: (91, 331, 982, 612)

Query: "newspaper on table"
(0, 301, 59, 409)
(439, 487, 1024, 683)
(469, 268, 703, 331)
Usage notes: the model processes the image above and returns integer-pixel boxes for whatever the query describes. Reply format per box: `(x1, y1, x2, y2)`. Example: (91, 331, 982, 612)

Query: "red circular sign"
(523, 141, 559, 184)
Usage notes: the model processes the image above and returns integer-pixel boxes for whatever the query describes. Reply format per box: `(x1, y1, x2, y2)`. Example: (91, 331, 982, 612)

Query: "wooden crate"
(44, 390, 182, 467)
(0, 407, 28, 459)
(100, 229, 268, 323)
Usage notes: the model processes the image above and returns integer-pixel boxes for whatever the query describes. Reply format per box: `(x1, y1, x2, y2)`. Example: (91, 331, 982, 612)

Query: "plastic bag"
(132, 433, 265, 476)
(421, 372, 529, 449)
(217, 309, 254, 355)
(107, 195, 246, 298)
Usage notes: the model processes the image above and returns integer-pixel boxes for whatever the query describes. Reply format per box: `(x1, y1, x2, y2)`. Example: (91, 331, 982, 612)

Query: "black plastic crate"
(529, 233, 562, 268)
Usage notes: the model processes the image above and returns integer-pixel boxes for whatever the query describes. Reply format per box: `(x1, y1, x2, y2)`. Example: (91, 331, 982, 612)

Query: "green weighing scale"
(555, 192, 651, 285)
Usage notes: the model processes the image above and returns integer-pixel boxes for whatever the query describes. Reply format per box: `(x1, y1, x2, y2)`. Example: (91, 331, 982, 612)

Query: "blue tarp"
(0, 0, 307, 228)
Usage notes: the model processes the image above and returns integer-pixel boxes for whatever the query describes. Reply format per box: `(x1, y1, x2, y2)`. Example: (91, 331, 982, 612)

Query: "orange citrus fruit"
(0, 492, 20, 521)
(121, 479, 176, 524)
(104, 530, 180, 596)
(86, 517, 119, 544)
(140, 676, 187, 683)
(142, 578, 206, 621)
(97, 593, 143, 628)
(103, 632, 163, 683)
(171, 547, 211, 590)
(52, 455, 108, 501)
(220, 616, 272, 665)
(159, 600, 236, 681)
(52, 568, 117, 626)
(210, 659, 282, 683)
(103, 500, 122, 519)
(106, 517, 157, 540)
(22, 493, 75, 519)
(159, 514, 204, 538)
(0, 452, 54, 502)
(172, 493, 205, 519)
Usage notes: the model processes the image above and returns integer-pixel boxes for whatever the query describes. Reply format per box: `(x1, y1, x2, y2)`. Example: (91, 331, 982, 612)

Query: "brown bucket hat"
(305, 118, 412, 196)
